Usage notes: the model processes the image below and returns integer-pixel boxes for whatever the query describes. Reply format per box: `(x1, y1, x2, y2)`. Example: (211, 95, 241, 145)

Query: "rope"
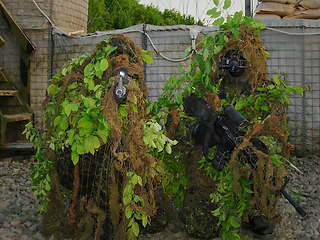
(31, 0, 67, 34)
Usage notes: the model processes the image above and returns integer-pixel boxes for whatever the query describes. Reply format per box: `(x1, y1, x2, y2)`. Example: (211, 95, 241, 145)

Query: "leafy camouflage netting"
(40, 35, 159, 239)
(161, 24, 292, 238)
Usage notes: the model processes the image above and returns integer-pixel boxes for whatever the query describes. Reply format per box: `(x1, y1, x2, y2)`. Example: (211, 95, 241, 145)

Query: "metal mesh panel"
(52, 25, 144, 76)
(145, 26, 196, 102)
(259, 19, 320, 156)
(0, 3, 319, 156)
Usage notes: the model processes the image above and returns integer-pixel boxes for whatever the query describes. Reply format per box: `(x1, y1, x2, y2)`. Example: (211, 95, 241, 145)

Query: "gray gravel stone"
(0, 155, 319, 239)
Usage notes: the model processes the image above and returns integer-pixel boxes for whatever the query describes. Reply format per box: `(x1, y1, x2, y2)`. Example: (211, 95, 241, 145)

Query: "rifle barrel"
(280, 188, 307, 217)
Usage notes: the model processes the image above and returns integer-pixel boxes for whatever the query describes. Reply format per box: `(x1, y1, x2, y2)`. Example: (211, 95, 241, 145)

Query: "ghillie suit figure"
(35, 35, 163, 240)
(154, 22, 305, 239)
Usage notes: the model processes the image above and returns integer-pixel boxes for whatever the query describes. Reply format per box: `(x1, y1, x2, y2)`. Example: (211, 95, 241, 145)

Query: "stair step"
(3, 113, 33, 122)
(0, 142, 34, 150)
(0, 90, 18, 96)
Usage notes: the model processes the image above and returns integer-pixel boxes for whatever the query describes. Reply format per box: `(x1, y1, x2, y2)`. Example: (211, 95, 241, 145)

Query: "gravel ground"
(0, 154, 319, 240)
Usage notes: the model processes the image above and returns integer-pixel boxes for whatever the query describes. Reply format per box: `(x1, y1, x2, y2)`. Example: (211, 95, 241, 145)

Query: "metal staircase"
(0, 65, 33, 149)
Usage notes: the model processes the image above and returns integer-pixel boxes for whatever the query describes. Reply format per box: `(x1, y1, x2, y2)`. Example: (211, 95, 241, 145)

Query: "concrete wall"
(52, 0, 88, 33)
(0, 0, 318, 155)
(0, 0, 88, 125)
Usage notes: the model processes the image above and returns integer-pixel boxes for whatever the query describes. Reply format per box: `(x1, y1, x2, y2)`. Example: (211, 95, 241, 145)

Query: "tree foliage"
(88, 0, 203, 32)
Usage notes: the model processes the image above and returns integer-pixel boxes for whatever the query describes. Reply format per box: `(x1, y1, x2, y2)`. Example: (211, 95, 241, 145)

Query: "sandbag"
(259, 0, 301, 5)
(254, 13, 282, 19)
(299, 0, 320, 9)
(255, 2, 297, 16)
(283, 8, 320, 19)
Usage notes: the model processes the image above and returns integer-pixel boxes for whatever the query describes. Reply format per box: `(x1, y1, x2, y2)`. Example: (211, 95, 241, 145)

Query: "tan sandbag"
(254, 13, 282, 19)
(283, 8, 320, 19)
(259, 0, 301, 5)
(299, 0, 320, 9)
(255, 2, 297, 16)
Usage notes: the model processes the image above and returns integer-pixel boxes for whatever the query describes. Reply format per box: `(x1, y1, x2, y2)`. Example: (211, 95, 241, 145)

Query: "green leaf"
(130, 104, 138, 113)
(71, 151, 79, 165)
(54, 116, 62, 127)
(196, 53, 205, 72)
(255, 22, 266, 30)
(235, 100, 248, 110)
(228, 215, 240, 228)
(213, 0, 219, 6)
(88, 78, 95, 90)
(261, 105, 269, 112)
(231, 28, 240, 40)
(183, 46, 192, 58)
(60, 117, 69, 131)
(212, 17, 224, 26)
(84, 63, 93, 76)
(97, 130, 109, 144)
(165, 143, 172, 154)
(219, 34, 225, 46)
(103, 45, 117, 56)
(125, 206, 133, 219)
(100, 38, 110, 45)
(66, 129, 75, 145)
(207, 8, 221, 18)
(47, 84, 56, 96)
(78, 117, 94, 129)
(151, 121, 162, 132)
(205, 74, 210, 87)
(223, 0, 231, 10)
(93, 136, 101, 149)
(292, 86, 304, 96)
(233, 11, 243, 26)
(123, 194, 131, 206)
(64, 104, 73, 117)
(132, 174, 139, 186)
(68, 84, 77, 90)
(213, 45, 223, 54)
(142, 214, 148, 227)
(273, 76, 280, 85)
(95, 62, 100, 72)
(119, 105, 127, 118)
(134, 212, 142, 220)
(205, 59, 212, 73)
(243, 186, 254, 194)
(137, 175, 143, 186)
(127, 227, 134, 240)
(134, 195, 141, 203)
(82, 96, 96, 108)
(85, 137, 96, 155)
(132, 221, 140, 237)
(225, 15, 233, 28)
(203, 48, 209, 60)
(61, 66, 68, 76)
(142, 50, 154, 63)
(271, 154, 285, 166)
(100, 58, 109, 71)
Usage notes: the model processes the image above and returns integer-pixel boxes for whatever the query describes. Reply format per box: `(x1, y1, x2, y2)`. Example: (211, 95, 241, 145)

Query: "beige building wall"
(52, 0, 88, 34)
(1, 0, 88, 124)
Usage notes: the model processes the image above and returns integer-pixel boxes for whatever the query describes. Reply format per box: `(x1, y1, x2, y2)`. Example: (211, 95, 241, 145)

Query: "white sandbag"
(254, 13, 282, 19)
(259, 0, 300, 5)
(283, 8, 320, 19)
(255, 2, 297, 16)
(299, 0, 320, 9)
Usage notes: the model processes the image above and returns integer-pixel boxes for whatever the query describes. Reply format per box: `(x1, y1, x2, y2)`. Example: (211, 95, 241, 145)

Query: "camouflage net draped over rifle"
(41, 35, 158, 239)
